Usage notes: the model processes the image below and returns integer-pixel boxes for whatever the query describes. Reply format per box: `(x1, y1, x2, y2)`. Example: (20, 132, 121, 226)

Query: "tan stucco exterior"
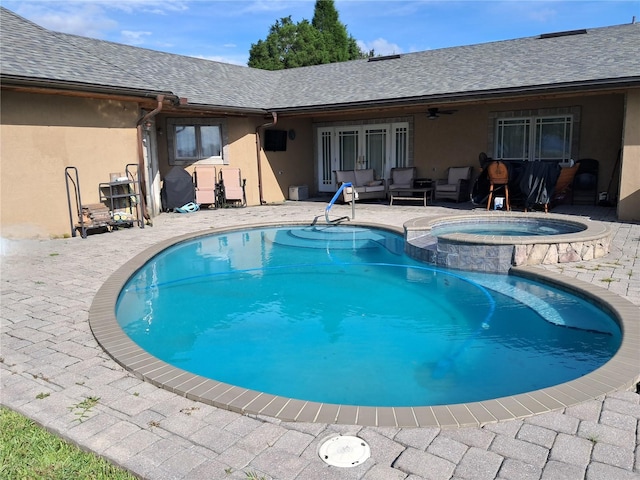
(1, 91, 140, 238)
(1, 88, 639, 239)
(618, 90, 640, 221)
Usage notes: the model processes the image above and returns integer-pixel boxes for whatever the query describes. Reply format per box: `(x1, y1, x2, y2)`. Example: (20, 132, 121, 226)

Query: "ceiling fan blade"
(427, 107, 456, 119)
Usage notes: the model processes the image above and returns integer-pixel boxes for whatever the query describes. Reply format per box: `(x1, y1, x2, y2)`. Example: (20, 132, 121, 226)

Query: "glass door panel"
(365, 127, 388, 176)
(317, 128, 335, 192)
(338, 129, 359, 170)
(316, 122, 409, 191)
(388, 124, 409, 179)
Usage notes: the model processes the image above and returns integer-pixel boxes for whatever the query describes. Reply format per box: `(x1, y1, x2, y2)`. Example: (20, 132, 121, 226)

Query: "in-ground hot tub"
(404, 212, 612, 273)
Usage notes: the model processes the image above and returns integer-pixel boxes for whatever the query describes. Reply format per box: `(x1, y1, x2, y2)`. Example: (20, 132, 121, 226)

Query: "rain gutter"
(135, 95, 166, 224)
(266, 77, 640, 115)
(255, 112, 277, 205)
(0, 75, 175, 99)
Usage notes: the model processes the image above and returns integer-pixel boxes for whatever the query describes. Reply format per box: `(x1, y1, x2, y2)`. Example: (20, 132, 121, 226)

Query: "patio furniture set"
(162, 165, 247, 212)
(334, 166, 472, 206)
(334, 157, 591, 211)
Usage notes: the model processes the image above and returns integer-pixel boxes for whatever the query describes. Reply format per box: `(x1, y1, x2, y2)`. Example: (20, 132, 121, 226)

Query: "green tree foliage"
(311, 0, 360, 63)
(248, 0, 366, 70)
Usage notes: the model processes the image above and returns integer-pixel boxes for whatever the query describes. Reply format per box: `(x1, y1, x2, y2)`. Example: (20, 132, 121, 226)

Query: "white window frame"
(493, 112, 576, 162)
(167, 117, 229, 166)
(315, 118, 412, 192)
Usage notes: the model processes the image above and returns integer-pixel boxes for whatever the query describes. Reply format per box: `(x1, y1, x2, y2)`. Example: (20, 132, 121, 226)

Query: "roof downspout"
(256, 112, 277, 205)
(136, 95, 165, 223)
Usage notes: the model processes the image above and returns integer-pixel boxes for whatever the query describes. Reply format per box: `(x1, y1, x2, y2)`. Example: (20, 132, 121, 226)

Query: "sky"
(3, 0, 639, 66)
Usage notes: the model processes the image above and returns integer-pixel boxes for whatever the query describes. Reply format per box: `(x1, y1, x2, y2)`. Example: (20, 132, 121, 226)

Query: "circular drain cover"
(318, 435, 371, 468)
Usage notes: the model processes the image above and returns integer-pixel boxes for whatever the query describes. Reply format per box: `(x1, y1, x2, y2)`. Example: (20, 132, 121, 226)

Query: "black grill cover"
(161, 167, 195, 211)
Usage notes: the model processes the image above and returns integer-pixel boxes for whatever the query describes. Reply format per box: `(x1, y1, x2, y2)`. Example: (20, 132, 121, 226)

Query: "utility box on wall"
(288, 185, 309, 201)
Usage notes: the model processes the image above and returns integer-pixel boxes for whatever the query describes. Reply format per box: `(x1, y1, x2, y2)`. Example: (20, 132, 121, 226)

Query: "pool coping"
(89, 221, 640, 429)
(404, 212, 610, 246)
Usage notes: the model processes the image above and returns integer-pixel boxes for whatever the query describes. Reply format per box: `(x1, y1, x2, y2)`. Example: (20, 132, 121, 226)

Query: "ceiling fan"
(427, 107, 457, 120)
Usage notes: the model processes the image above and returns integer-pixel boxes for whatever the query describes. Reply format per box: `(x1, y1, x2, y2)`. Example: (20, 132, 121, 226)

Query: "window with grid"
(168, 118, 225, 165)
(495, 115, 572, 162)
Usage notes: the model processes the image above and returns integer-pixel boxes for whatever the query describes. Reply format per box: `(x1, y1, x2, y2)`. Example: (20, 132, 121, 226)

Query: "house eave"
(268, 77, 640, 115)
(173, 102, 269, 117)
(1, 75, 273, 116)
(0, 74, 176, 101)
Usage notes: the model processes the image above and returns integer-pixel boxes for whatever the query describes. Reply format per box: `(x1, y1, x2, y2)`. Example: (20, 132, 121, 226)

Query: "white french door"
(338, 128, 360, 171)
(317, 122, 409, 193)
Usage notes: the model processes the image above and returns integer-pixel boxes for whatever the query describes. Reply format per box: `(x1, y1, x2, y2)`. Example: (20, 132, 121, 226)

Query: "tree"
(248, 0, 366, 70)
(311, 0, 360, 63)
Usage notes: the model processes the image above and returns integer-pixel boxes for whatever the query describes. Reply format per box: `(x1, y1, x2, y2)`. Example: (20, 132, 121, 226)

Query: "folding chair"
(194, 165, 218, 208)
(219, 168, 247, 207)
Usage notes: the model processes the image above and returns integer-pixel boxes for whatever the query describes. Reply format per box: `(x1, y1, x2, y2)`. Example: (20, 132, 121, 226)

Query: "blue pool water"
(431, 219, 585, 237)
(116, 226, 621, 407)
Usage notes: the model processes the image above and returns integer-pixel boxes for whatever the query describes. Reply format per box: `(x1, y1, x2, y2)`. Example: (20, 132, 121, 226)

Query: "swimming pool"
(90, 223, 639, 427)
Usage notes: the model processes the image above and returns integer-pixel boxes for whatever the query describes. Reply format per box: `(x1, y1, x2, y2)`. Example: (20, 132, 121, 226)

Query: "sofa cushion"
(389, 168, 415, 189)
(391, 168, 414, 186)
(436, 184, 458, 192)
(448, 167, 470, 185)
(364, 184, 386, 193)
(354, 169, 374, 186)
(336, 170, 356, 185)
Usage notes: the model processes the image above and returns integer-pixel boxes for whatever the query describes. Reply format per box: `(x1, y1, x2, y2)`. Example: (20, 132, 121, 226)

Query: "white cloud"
(99, 0, 189, 15)
(16, 3, 117, 38)
(10, 0, 189, 39)
(192, 54, 248, 67)
(121, 30, 152, 45)
(357, 38, 403, 56)
(236, 0, 304, 15)
(527, 7, 558, 23)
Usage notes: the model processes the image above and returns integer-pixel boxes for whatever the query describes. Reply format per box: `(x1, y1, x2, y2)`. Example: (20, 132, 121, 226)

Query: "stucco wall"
(155, 115, 315, 206)
(618, 90, 640, 221)
(300, 94, 625, 195)
(411, 94, 625, 190)
(2, 89, 636, 239)
(259, 118, 315, 201)
(1, 91, 140, 238)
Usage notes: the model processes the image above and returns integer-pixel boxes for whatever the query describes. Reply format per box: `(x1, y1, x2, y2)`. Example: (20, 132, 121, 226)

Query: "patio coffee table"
(389, 187, 434, 206)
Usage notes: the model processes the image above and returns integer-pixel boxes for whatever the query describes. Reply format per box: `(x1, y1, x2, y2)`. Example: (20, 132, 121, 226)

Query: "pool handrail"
(325, 182, 356, 223)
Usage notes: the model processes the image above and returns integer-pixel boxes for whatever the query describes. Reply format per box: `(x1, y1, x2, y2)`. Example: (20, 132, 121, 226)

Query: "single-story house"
(1, 7, 639, 238)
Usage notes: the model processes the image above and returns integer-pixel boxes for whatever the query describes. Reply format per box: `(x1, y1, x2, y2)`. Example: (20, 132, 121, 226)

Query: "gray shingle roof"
(0, 8, 160, 95)
(2, 6, 639, 113)
(269, 23, 640, 110)
(60, 34, 277, 111)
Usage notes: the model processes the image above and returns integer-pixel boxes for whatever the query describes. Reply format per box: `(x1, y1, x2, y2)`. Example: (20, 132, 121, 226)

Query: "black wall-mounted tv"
(264, 129, 287, 152)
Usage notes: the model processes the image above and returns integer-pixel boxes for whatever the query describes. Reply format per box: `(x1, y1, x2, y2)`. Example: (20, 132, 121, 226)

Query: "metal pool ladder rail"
(325, 182, 356, 224)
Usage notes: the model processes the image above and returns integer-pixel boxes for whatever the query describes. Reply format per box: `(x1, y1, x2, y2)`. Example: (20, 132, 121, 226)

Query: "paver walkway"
(2, 201, 639, 480)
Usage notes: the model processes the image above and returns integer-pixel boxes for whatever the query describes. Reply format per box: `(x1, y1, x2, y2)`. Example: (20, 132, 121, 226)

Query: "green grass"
(0, 407, 136, 480)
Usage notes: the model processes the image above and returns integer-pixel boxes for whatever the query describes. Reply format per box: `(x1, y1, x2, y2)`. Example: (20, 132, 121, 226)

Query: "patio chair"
(486, 161, 510, 211)
(572, 158, 599, 205)
(434, 166, 472, 203)
(388, 167, 416, 190)
(194, 165, 218, 208)
(548, 163, 579, 210)
(219, 168, 247, 207)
